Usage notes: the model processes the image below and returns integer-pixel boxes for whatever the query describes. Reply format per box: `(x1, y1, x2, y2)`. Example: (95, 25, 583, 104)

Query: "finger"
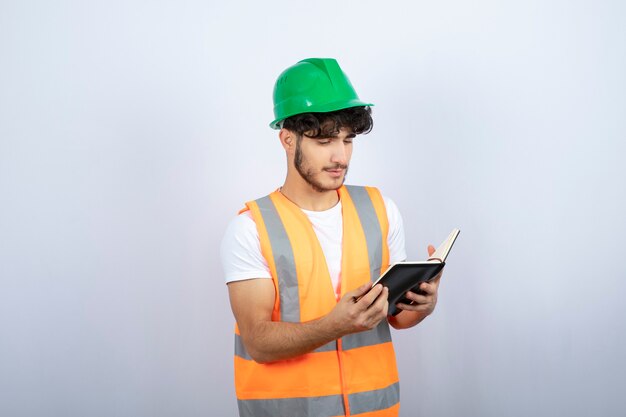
(367, 287, 389, 318)
(427, 244, 436, 257)
(357, 283, 383, 307)
(348, 282, 373, 300)
(395, 301, 429, 312)
(419, 282, 437, 295)
(382, 293, 389, 316)
(403, 291, 429, 304)
(368, 286, 388, 309)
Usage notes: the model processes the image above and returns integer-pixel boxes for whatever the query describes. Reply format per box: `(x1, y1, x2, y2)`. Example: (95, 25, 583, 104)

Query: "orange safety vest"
(234, 185, 400, 417)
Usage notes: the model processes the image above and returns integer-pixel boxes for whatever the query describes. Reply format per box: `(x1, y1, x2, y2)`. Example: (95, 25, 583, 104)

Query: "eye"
(343, 139, 353, 144)
(318, 140, 331, 145)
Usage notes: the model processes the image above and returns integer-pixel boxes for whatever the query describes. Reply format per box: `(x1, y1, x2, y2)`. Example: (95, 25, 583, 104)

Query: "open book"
(374, 228, 460, 316)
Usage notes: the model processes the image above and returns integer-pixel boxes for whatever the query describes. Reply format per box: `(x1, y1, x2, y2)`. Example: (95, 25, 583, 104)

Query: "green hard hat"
(270, 58, 373, 129)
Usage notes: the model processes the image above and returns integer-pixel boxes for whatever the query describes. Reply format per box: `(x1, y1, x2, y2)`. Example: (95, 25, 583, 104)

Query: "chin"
(308, 179, 343, 193)
(326, 178, 346, 191)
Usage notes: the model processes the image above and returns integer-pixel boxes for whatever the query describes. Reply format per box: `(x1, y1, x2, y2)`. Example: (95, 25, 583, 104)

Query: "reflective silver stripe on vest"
(344, 185, 384, 281)
(313, 340, 337, 353)
(238, 394, 345, 417)
(342, 320, 392, 350)
(342, 186, 392, 352)
(234, 334, 252, 360)
(349, 381, 400, 415)
(255, 195, 300, 323)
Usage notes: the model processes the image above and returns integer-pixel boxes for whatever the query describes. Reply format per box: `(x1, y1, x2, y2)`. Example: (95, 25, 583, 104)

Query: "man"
(221, 58, 442, 417)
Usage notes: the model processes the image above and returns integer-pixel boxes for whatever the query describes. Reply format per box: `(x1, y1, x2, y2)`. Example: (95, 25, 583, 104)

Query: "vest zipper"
(336, 338, 351, 416)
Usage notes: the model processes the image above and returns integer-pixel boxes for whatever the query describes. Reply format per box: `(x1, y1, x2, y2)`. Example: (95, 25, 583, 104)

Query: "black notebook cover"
(377, 262, 445, 316)
(373, 228, 459, 316)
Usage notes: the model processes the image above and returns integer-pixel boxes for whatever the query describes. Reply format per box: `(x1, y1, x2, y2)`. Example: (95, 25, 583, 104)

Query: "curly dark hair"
(281, 106, 373, 138)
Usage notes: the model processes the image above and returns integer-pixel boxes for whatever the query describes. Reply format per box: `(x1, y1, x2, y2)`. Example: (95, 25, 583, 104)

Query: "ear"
(279, 128, 295, 152)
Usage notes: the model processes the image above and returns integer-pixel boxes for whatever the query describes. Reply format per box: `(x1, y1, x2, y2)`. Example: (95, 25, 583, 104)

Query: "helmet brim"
(269, 101, 374, 130)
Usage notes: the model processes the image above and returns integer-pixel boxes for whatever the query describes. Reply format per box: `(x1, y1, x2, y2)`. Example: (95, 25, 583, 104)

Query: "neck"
(280, 175, 340, 211)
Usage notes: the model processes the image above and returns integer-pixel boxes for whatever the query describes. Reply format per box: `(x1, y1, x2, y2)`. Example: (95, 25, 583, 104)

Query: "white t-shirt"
(220, 196, 406, 298)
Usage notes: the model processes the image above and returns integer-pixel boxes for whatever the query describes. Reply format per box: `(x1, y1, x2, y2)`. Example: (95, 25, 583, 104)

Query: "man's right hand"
(323, 283, 389, 337)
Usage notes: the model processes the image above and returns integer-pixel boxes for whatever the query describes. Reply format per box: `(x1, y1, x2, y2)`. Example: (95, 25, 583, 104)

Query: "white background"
(1, 1, 625, 416)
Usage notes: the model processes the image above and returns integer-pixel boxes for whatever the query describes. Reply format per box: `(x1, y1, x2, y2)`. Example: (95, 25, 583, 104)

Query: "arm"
(228, 279, 389, 363)
(388, 244, 442, 330)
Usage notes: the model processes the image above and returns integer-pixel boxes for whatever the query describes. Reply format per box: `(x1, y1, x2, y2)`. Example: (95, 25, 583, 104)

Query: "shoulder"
(223, 210, 256, 242)
(220, 211, 271, 283)
(379, 193, 406, 263)
(382, 195, 402, 223)
(345, 184, 401, 218)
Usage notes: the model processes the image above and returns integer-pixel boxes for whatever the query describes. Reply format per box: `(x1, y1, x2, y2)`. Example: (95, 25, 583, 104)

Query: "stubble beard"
(294, 138, 349, 193)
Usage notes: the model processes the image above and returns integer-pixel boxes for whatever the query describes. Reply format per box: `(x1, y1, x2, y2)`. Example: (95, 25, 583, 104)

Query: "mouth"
(324, 168, 345, 178)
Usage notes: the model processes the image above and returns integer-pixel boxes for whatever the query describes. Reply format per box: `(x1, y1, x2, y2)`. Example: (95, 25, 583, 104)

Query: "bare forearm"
(242, 316, 341, 363)
(388, 310, 428, 329)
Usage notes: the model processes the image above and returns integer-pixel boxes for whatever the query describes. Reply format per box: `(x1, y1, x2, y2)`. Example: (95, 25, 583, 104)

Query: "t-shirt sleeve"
(220, 211, 272, 284)
(383, 196, 407, 264)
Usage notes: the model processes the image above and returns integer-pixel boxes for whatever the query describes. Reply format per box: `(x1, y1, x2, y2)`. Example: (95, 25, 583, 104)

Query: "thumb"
(427, 244, 436, 257)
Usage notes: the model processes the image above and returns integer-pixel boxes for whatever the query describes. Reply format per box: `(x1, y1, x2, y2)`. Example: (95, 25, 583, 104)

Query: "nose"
(330, 142, 348, 165)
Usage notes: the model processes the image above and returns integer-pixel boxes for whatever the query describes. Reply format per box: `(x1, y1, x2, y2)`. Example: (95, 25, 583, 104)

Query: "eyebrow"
(314, 133, 356, 140)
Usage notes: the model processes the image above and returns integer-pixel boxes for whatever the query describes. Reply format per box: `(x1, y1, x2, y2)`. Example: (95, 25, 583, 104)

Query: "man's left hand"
(395, 272, 440, 316)
(388, 244, 442, 329)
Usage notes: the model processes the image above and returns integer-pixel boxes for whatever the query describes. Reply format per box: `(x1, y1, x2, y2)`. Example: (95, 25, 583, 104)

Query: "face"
(293, 128, 355, 192)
